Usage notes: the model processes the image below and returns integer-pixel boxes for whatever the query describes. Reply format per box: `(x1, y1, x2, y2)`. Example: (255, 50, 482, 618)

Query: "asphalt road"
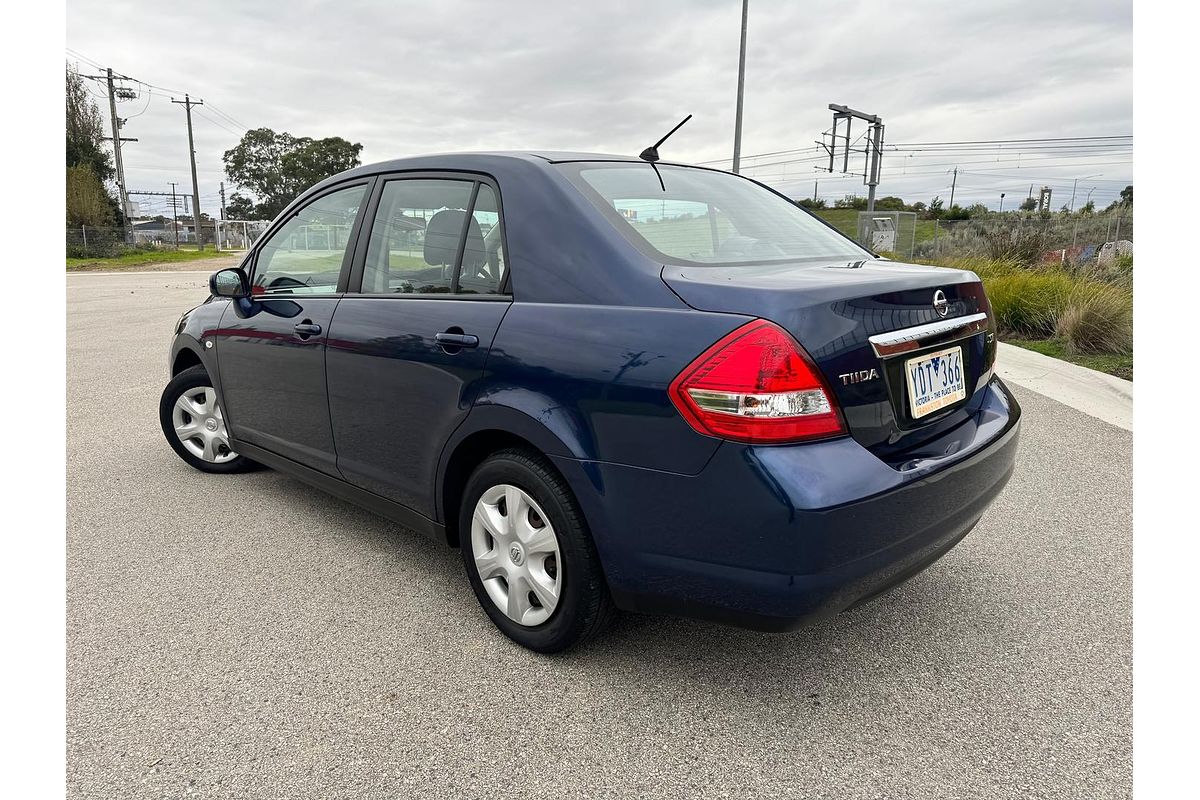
(67, 271, 1132, 799)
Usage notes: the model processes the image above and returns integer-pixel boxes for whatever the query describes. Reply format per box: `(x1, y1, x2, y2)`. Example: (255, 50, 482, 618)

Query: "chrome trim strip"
(868, 312, 989, 357)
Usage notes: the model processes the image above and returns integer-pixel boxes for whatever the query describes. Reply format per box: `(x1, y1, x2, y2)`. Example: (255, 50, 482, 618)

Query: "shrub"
(1056, 282, 1133, 355)
(908, 255, 1133, 356)
(980, 270, 1074, 337)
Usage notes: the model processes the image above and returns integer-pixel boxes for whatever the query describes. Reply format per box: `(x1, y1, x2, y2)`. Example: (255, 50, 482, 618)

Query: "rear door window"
(457, 184, 506, 295)
(358, 178, 507, 296)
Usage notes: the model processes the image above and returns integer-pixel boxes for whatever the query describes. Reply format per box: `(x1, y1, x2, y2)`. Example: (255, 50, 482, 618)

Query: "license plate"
(904, 346, 966, 419)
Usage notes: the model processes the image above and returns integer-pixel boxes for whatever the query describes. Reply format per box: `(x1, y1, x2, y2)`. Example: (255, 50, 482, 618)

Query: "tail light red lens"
(669, 320, 847, 444)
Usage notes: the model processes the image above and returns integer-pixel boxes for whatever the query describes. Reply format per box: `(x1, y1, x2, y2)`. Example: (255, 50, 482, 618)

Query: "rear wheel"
(159, 365, 257, 474)
(460, 448, 615, 653)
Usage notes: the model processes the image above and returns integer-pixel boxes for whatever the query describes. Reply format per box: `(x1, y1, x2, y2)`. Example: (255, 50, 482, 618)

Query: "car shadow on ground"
(227, 462, 997, 691)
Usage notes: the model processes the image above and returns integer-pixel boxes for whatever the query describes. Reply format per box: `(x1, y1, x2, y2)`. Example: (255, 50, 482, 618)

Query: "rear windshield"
(560, 163, 869, 266)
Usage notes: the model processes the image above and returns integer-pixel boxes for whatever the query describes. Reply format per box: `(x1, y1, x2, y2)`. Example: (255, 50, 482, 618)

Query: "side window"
(458, 184, 507, 295)
(252, 184, 367, 295)
(361, 179, 475, 294)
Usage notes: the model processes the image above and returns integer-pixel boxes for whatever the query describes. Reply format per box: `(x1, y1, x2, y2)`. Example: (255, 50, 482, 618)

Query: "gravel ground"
(67, 272, 1132, 799)
(66, 254, 242, 273)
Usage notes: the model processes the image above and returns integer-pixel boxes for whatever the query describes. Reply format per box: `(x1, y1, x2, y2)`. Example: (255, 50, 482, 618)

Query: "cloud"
(66, 0, 1131, 215)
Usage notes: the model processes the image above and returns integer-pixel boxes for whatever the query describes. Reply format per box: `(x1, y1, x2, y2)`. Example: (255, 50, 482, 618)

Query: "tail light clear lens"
(669, 320, 846, 444)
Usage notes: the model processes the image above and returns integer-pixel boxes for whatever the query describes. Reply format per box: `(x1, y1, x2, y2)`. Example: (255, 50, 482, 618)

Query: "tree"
(1120, 185, 1132, 206)
(874, 196, 906, 211)
(966, 203, 989, 218)
(834, 194, 867, 210)
(928, 196, 944, 218)
(1019, 197, 1037, 212)
(66, 62, 113, 181)
(66, 165, 115, 227)
(225, 192, 258, 220)
(1080, 200, 1096, 215)
(797, 198, 826, 209)
(223, 128, 364, 219)
(945, 204, 970, 221)
(908, 201, 927, 214)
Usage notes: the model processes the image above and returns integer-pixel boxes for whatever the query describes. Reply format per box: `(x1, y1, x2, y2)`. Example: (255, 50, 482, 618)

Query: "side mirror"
(210, 268, 249, 299)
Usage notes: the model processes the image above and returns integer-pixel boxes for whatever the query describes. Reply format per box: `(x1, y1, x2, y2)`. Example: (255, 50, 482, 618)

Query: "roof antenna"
(640, 114, 692, 191)
(640, 114, 692, 163)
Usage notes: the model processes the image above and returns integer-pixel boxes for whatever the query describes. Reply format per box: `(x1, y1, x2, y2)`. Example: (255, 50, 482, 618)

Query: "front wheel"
(159, 365, 257, 474)
(460, 449, 615, 653)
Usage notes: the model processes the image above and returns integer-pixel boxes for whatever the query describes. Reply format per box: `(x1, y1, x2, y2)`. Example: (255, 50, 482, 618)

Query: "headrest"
(424, 209, 485, 268)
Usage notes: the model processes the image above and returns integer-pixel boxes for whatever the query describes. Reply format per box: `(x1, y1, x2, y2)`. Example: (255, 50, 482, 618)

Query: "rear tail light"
(669, 320, 846, 444)
(959, 281, 996, 370)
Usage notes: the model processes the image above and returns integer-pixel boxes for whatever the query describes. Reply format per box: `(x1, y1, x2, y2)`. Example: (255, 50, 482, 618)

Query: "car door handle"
(435, 332, 479, 349)
(293, 321, 322, 338)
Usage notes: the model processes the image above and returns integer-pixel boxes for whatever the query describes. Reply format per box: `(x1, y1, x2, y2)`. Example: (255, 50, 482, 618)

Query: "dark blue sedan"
(160, 152, 1020, 652)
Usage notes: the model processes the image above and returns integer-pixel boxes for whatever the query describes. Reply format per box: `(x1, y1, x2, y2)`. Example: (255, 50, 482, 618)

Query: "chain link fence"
(67, 222, 249, 258)
(66, 227, 133, 259)
(916, 210, 1133, 267)
(215, 219, 271, 251)
(855, 211, 919, 259)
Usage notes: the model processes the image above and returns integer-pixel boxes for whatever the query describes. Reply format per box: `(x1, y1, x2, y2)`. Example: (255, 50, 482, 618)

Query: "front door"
(216, 181, 371, 474)
(326, 176, 512, 515)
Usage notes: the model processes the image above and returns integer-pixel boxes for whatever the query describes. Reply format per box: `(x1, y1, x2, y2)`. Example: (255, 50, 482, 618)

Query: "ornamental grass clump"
(1055, 281, 1133, 355)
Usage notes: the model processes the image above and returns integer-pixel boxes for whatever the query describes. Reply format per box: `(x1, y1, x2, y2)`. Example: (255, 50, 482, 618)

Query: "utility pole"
(813, 180, 818, 202)
(218, 181, 228, 252)
(731, 0, 749, 173)
(105, 69, 129, 242)
(948, 167, 958, 211)
(999, 192, 1005, 213)
(169, 182, 180, 249)
(172, 94, 204, 249)
(84, 68, 138, 242)
(129, 188, 187, 247)
(822, 104, 885, 211)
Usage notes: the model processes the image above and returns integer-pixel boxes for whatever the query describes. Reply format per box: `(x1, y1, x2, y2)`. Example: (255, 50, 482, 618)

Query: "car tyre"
(159, 365, 258, 474)
(460, 448, 616, 653)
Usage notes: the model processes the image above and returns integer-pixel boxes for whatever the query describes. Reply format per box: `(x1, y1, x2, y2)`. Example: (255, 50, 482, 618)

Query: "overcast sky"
(66, 0, 1132, 217)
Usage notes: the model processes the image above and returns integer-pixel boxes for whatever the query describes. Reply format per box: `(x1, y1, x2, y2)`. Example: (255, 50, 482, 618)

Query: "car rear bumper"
(551, 378, 1021, 631)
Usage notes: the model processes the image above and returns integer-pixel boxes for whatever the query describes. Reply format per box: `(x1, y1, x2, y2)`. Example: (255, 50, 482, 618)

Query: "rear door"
(325, 175, 512, 516)
(216, 180, 371, 474)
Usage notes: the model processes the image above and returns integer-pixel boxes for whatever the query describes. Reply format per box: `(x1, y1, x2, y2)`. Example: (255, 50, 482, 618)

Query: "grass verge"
(1004, 338, 1133, 381)
(913, 255, 1133, 381)
(66, 247, 234, 271)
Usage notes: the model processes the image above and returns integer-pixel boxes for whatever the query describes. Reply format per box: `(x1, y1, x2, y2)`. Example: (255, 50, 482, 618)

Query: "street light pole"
(1069, 173, 1102, 212)
(731, 0, 749, 174)
(999, 193, 1005, 213)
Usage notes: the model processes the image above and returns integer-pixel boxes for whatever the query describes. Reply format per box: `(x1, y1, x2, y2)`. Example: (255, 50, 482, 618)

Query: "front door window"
(252, 184, 367, 295)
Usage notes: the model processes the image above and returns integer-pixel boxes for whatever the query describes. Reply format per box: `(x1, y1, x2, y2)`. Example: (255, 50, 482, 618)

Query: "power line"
(703, 135, 1132, 169)
(889, 134, 1131, 146)
(193, 107, 243, 136)
(205, 103, 251, 131)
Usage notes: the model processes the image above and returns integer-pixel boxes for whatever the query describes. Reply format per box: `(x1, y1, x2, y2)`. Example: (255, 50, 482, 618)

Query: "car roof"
(300, 151, 733, 211)
(343, 150, 710, 174)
